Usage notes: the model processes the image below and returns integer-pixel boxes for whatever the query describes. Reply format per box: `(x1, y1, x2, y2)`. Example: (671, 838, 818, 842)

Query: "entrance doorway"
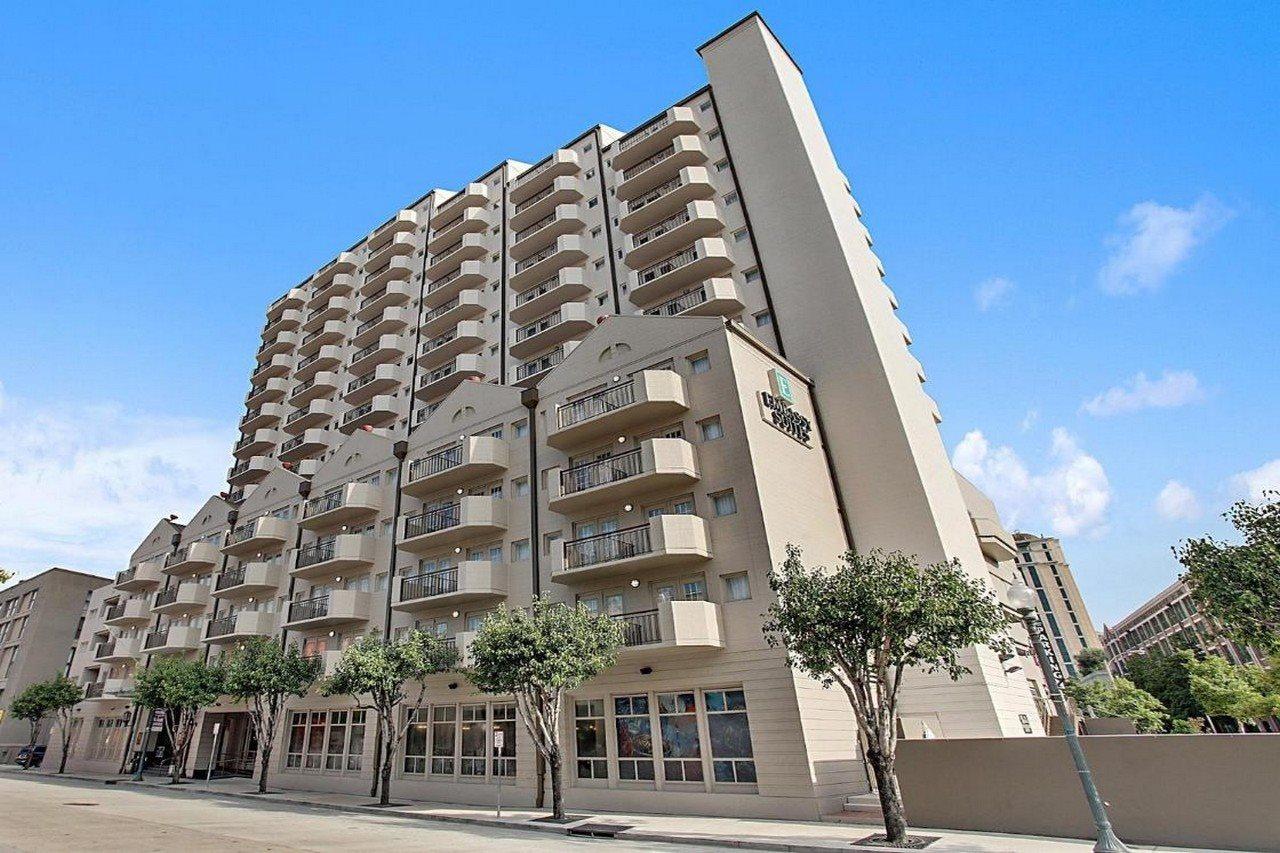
(197, 712, 258, 778)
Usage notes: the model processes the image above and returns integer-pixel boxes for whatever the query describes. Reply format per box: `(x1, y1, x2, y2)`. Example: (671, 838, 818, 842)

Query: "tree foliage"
(321, 630, 457, 804)
(1186, 655, 1280, 727)
(762, 545, 1011, 843)
(1123, 649, 1205, 723)
(1074, 647, 1108, 676)
(1177, 490, 1280, 654)
(466, 596, 623, 820)
(9, 676, 82, 766)
(222, 638, 320, 792)
(132, 655, 224, 783)
(1064, 677, 1167, 733)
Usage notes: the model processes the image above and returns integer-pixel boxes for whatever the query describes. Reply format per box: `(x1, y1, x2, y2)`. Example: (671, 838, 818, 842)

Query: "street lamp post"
(1008, 580, 1130, 853)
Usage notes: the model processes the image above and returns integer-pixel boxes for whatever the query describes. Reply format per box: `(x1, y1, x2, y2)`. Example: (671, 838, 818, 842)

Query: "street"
(0, 775, 719, 852)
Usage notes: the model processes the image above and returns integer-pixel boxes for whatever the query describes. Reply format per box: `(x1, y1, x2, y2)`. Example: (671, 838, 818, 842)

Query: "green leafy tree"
(222, 638, 321, 793)
(762, 545, 1012, 844)
(43, 676, 85, 774)
(1124, 649, 1205, 724)
(1186, 655, 1280, 729)
(466, 597, 623, 821)
(132, 656, 225, 784)
(321, 630, 457, 805)
(1074, 647, 1108, 676)
(1063, 677, 1166, 733)
(0, 568, 12, 585)
(9, 680, 57, 761)
(1177, 491, 1280, 654)
(1169, 717, 1204, 734)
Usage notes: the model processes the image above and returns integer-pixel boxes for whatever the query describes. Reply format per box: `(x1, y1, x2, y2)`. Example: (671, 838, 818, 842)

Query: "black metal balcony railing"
(613, 609, 660, 647)
(563, 524, 652, 570)
(291, 375, 317, 396)
(560, 449, 643, 496)
(143, 629, 169, 650)
(280, 434, 305, 454)
(626, 174, 682, 214)
(421, 329, 457, 354)
(423, 296, 461, 323)
(350, 339, 387, 365)
(153, 587, 180, 608)
(632, 207, 693, 249)
(513, 211, 557, 243)
(430, 212, 466, 239)
(645, 285, 708, 317)
(637, 245, 699, 286)
(360, 286, 389, 309)
(428, 264, 466, 290)
(420, 362, 459, 387)
(305, 490, 344, 518)
(295, 537, 337, 569)
(206, 615, 237, 638)
(296, 351, 321, 371)
(408, 444, 463, 482)
(515, 311, 560, 342)
(241, 407, 261, 425)
(514, 274, 562, 306)
(432, 238, 465, 263)
(246, 383, 266, 401)
(557, 381, 636, 428)
(347, 370, 380, 395)
(289, 596, 329, 623)
(404, 504, 462, 538)
(621, 143, 676, 181)
(364, 259, 392, 280)
(513, 179, 558, 215)
(104, 603, 127, 621)
(516, 348, 566, 381)
(216, 567, 247, 591)
(619, 113, 672, 152)
(229, 459, 252, 478)
(226, 521, 259, 546)
(286, 407, 310, 425)
(164, 548, 188, 568)
(512, 153, 560, 190)
(513, 239, 566, 275)
(400, 567, 459, 602)
(115, 568, 137, 586)
(95, 640, 115, 659)
(83, 682, 105, 699)
(344, 402, 375, 424)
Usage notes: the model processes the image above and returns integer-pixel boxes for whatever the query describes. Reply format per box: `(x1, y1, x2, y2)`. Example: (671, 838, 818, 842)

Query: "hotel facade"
(53, 15, 1047, 817)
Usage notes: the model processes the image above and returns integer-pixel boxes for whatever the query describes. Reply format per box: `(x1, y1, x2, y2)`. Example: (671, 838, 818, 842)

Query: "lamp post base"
(1094, 825, 1130, 853)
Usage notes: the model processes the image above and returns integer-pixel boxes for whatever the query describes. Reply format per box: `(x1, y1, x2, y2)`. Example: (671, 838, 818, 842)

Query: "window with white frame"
(575, 698, 609, 779)
(286, 709, 365, 772)
(657, 691, 703, 782)
(705, 689, 757, 783)
(613, 694, 655, 781)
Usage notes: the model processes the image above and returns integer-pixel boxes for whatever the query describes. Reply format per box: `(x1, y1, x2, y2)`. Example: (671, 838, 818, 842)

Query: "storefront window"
(614, 694, 654, 781)
(403, 708, 429, 774)
(575, 699, 608, 779)
(705, 689, 756, 783)
(493, 703, 517, 777)
(431, 705, 457, 775)
(460, 704, 487, 776)
(658, 691, 703, 782)
(286, 710, 365, 772)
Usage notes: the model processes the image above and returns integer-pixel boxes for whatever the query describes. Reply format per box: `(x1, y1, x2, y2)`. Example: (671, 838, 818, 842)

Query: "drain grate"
(63, 802, 99, 807)
(568, 823, 634, 838)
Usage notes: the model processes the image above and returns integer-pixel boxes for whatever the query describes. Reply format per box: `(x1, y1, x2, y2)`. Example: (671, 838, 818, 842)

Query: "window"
(512, 539, 531, 561)
(588, 197, 599, 208)
(705, 689, 756, 783)
(404, 708, 429, 774)
(724, 191, 739, 205)
(287, 709, 365, 772)
(724, 573, 751, 601)
(712, 491, 738, 517)
(754, 311, 772, 328)
(431, 705, 457, 774)
(513, 420, 528, 438)
(733, 228, 749, 242)
(585, 168, 595, 179)
(493, 703, 517, 776)
(744, 267, 761, 283)
(658, 691, 703, 782)
(708, 128, 721, 140)
(688, 352, 710, 374)
(699, 417, 724, 441)
(591, 226, 602, 237)
(715, 158, 730, 172)
(594, 258, 606, 269)
(699, 100, 712, 112)
(575, 699, 608, 779)
(514, 477, 529, 498)
(614, 694, 655, 781)
(460, 704, 487, 776)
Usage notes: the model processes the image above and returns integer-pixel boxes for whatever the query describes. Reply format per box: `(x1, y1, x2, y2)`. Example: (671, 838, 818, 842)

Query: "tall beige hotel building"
(55, 15, 1047, 818)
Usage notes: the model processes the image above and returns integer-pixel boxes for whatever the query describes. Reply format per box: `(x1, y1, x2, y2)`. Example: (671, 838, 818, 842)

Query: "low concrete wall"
(896, 734, 1280, 852)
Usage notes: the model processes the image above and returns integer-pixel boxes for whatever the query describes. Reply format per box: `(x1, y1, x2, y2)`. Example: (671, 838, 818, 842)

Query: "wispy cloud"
(974, 276, 1015, 311)
(1155, 480, 1200, 521)
(1098, 195, 1233, 295)
(952, 427, 1112, 538)
(1230, 458, 1280, 502)
(0, 378, 231, 584)
(1082, 369, 1205, 417)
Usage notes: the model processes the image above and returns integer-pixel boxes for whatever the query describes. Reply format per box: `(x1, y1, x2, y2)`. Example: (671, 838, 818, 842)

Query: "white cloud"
(1081, 369, 1205, 417)
(974, 276, 1015, 311)
(1098, 195, 1232, 295)
(0, 384, 231, 585)
(1230, 458, 1280, 502)
(953, 427, 1112, 537)
(1155, 480, 1200, 521)
(1020, 409, 1039, 432)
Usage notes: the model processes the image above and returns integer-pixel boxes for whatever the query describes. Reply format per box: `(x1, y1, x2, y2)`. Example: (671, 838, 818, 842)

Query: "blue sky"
(1, 3, 1276, 624)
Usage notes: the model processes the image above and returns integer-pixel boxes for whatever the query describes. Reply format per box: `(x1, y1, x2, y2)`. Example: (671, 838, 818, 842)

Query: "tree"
(1186, 655, 1280, 729)
(1063, 677, 1166, 733)
(321, 630, 457, 805)
(1169, 717, 1204, 734)
(42, 676, 85, 774)
(1074, 647, 1108, 676)
(132, 656, 224, 784)
(763, 546, 1011, 844)
(466, 597, 623, 821)
(1177, 491, 1280, 655)
(0, 568, 12, 585)
(222, 638, 321, 793)
(1124, 649, 1205, 724)
(9, 680, 56, 761)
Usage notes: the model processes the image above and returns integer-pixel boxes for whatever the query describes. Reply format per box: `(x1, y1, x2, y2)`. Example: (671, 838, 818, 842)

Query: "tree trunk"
(258, 743, 272, 793)
(369, 726, 383, 798)
(535, 752, 545, 808)
(59, 729, 70, 774)
(379, 750, 394, 806)
(866, 745, 908, 842)
(548, 745, 564, 820)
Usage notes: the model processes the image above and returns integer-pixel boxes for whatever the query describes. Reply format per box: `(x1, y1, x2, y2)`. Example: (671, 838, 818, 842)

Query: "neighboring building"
(1103, 578, 1268, 677)
(0, 568, 110, 762)
(52, 14, 1047, 817)
(1012, 533, 1103, 679)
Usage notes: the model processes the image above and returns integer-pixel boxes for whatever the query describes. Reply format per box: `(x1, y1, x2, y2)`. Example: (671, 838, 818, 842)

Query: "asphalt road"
(0, 775, 720, 852)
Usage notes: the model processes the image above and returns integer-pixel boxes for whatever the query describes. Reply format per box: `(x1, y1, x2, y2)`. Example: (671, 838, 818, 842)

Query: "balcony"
(352, 306, 411, 348)
(298, 321, 347, 357)
(303, 297, 354, 332)
(290, 533, 376, 580)
(434, 183, 489, 220)
(404, 436, 508, 496)
(509, 235, 586, 291)
(306, 273, 357, 310)
(510, 175, 586, 232)
(152, 582, 211, 616)
(548, 439, 699, 513)
(246, 377, 289, 407)
(548, 370, 688, 448)
(356, 279, 413, 320)
(418, 321, 484, 369)
(241, 402, 286, 432)
(263, 308, 304, 340)
(421, 289, 486, 336)
(142, 625, 203, 655)
(424, 260, 487, 306)
(251, 354, 294, 383)
(641, 278, 743, 319)
(204, 610, 278, 644)
(228, 455, 273, 487)
(368, 209, 420, 244)
(348, 334, 406, 375)
(223, 515, 296, 558)
(510, 204, 586, 260)
(509, 267, 590, 325)
(972, 516, 1018, 563)
(163, 541, 221, 576)
(283, 399, 339, 434)
(362, 255, 414, 294)
(115, 560, 164, 592)
(343, 363, 405, 406)
(303, 649, 345, 678)
(399, 496, 508, 552)
(311, 252, 358, 288)
(288, 371, 340, 406)
(267, 288, 307, 322)
(614, 599, 724, 657)
(213, 562, 282, 599)
(301, 482, 382, 529)
(365, 230, 416, 270)
(340, 395, 398, 432)
(623, 200, 723, 269)
(425, 234, 487, 281)
(414, 354, 484, 401)
(627, 237, 733, 306)
(393, 562, 507, 611)
(427, 207, 487, 253)
(612, 107, 700, 172)
(509, 149, 580, 205)
(618, 166, 716, 233)
(551, 514, 712, 583)
(104, 598, 151, 626)
(83, 677, 135, 701)
(509, 303, 594, 360)
(513, 342, 577, 387)
(283, 590, 371, 630)
(94, 638, 140, 664)
(257, 330, 300, 361)
(233, 429, 281, 459)
(294, 345, 343, 381)
(616, 135, 707, 201)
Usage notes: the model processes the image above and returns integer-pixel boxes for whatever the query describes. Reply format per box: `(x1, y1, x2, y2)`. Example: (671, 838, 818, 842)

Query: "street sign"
(149, 709, 167, 732)
(493, 730, 504, 751)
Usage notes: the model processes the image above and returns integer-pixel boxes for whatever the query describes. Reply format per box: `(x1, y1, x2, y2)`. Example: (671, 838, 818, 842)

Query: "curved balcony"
(509, 302, 594, 360)
(241, 403, 286, 432)
(278, 429, 329, 463)
(246, 377, 289, 407)
(509, 235, 586, 291)
(352, 306, 411, 348)
(424, 260, 487, 307)
(548, 439, 699, 514)
(257, 330, 300, 361)
(142, 625, 203, 655)
(301, 482, 382, 530)
(510, 149, 580, 205)
(427, 207, 487, 253)
(641, 278, 743, 319)
(618, 166, 716, 234)
(163, 541, 220, 577)
(283, 399, 339, 435)
(368, 209, 420, 245)
(223, 515, 296, 558)
(343, 363, 406, 406)
(152, 582, 210, 616)
(104, 598, 151, 627)
(290, 533, 377, 580)
(251, 354, 294, 383)
(612, 106, 699, 172)
(204, 610, 278, 645)
(614, 599, 724, 657)
(288, 371, 340, 406)
(425, 233, 487, 281)
(233, 429, 281, 459)
(263, 308, 304, 340)
(94, 638, 140, 664)
(414, 354, 484, 401)
(418, 321, 484, 370)
(551, 514, 712, 583)
(340, 395, 398, 432)
(399, 496, 508, 552)
(267, 288, 307, 322)
(623, 200, 723, 269)
(627, 237, 733, 307)
(228, 455, 273, 487)
(513, 343, 577, 387)
(303, 297, 355, 332)
(115, 560, 164, 593)
(83, 677, 135, 701)
(365, 230, 416, 270)
(311, 252, 358, 288)
(403, 436, 508, 497)
(509, 268, 589, 325)
(616, 135, 708, 201)
(298, 320, 347, 357)
(348, 334, 406, 375)
(213, 562, 283, 599)
(393, 562, 507, 611)
(510, 175, 586, 232)
(548, 370, 688, 449)
(434, 183, 489, 221)
(294, 345, 343, 382)
(306, 272, 357, 309)
(510, 204, 586, 261)
(283, 590, 371, 630)
(421, 290, 486, 337)
(356, 279, 413, 321)
(362, 255, 414, 294)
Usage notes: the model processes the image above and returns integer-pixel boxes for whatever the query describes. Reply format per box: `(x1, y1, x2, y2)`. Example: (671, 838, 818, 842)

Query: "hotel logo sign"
(760, 370, 812, 446)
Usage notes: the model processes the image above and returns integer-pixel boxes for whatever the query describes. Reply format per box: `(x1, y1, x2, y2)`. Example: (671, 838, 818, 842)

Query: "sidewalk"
(0, 766, 1223, 853)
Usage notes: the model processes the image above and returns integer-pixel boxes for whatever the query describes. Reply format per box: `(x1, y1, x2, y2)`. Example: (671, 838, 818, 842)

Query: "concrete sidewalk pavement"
(0, 766, 1227, 853)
